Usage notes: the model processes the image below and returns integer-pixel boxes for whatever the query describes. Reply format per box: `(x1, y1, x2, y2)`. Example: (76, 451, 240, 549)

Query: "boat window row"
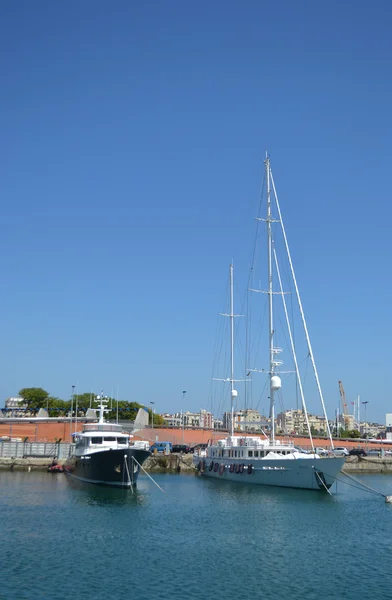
(90, 437, 128, 444)
(210, 448, 294, 458)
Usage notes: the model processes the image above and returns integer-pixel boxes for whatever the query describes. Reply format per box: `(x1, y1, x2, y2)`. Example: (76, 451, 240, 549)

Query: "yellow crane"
(338, 380, 350, 429)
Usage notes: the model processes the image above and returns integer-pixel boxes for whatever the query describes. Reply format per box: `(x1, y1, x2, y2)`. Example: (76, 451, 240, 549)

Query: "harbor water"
(1, 471, 392, 600)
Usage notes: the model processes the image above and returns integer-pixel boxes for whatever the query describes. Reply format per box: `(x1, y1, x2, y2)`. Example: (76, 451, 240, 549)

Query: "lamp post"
(362, 401, 369, 448)
(182, 390, 186, 443)
(75, 388, 78, 434)
(71, 385, 75, 442)
(150, 401, 155, 438)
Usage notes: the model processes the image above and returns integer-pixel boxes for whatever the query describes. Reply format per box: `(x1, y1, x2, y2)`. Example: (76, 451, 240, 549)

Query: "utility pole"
(182, 391, 186, 443)
(150, 401, 155, 438)
(70, 385, 75, 442)
(362, 401, 369, 449)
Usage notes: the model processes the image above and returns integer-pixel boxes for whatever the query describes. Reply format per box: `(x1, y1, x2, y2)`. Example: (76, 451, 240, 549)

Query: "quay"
(2, 453, 392, 474)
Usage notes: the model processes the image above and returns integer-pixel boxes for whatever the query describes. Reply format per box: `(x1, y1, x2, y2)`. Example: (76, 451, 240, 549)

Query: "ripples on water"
(1, 471, 392, 600)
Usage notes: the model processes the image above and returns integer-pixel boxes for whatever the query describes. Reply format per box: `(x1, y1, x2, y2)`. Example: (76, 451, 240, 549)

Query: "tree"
(340, 428, 361, 439)
(19, 387, 49, 411)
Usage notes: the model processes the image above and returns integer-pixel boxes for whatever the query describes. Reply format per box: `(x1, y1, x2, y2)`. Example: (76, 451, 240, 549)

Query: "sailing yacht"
(195, 156, 345, 491)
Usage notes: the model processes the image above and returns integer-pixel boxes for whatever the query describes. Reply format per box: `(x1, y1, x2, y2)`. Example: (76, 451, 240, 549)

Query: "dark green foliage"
(19, 387, 49, 410)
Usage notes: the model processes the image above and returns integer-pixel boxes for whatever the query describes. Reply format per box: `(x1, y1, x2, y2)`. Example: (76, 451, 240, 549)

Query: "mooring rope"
(124, 455, 134, 494)
(315, 470, 332, 496)
(132, 456, 167, 496)
(338, 471, 388, 499)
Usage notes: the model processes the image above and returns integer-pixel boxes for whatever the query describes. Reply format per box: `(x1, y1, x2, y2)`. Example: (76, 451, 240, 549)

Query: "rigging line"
(132, 456, 168, 495)
(271, 169, 334, 448)
(331, 474, 383, 497)
(341, 471, 389, 498)
(249, 300, 268, 369)
(314, 470, 333, 496)
(254, 377, 269, 414)
(124, 455, 134, 494)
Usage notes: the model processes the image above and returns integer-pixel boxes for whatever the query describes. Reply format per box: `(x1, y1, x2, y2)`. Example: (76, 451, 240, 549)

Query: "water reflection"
(67, 477, 150, 506)
(200, 475, 338, 505)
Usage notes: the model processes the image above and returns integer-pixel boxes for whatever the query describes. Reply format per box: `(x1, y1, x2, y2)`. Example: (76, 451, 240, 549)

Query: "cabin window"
(103, 437, 116, 442)
(248, 451, 253, 457)
(235, 450, 237, 457)
(91, 437, 103, 444)
(254, 450, 259, 457)
(118, 438, 127, 445)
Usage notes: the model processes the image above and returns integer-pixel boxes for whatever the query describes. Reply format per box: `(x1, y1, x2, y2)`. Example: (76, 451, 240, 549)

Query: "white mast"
(229, 264, 238, 437)
(215, 264, 243, 436)
(97, 393, 108, 425)
(265, 156, 281, 443)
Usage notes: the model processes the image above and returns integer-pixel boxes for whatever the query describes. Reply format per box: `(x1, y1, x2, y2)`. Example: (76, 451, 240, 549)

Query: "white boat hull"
(195, 456, 345, 491)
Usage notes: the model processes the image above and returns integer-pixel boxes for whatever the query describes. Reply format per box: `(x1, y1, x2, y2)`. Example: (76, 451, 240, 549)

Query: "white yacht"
(64, 396, 150, 488)
(195, 156, 345, 491)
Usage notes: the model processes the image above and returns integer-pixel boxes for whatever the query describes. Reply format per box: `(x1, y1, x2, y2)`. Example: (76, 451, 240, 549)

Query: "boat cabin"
(207, 436, 312, 460)
(73, 425, 132, 456)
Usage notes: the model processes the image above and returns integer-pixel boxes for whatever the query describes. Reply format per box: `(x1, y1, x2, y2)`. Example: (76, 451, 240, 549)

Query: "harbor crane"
(338, 380, 350, 429)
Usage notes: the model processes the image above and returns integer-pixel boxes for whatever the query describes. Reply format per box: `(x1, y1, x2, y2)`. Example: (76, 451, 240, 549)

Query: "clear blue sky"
(1, 1, 391, 423)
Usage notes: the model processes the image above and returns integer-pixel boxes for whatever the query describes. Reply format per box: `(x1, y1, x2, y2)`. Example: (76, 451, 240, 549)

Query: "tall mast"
(229, 263, 238, 437)
(266, 156, 276, 442)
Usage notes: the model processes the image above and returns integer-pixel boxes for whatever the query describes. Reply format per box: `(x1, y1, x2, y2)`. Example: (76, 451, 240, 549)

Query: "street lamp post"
(362, 401, 369, 447)
(70, 385, 75, 442)
(182, 391, 186, 443)
(150, 402, 155, 438)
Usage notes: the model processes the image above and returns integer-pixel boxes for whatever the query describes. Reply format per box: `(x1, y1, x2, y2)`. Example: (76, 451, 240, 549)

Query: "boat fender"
(235, 463, 241, 474)
(214, 462, 219, 472)
(219, 463, 225, 476)
(248, 464, 253, 475)
(209, 461, 214, 471)
(229, 463, 235, 473)
(239, 464, 244, 473)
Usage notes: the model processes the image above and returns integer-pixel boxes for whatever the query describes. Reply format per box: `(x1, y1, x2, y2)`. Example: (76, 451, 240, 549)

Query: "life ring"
(247, 464, 253, 475)
(209, 461, 214, 471)
(214, 462, 219, 472)
(239, 464, 244, 473)
(229, 463, 235, 473)
(219, 463, 225, 476)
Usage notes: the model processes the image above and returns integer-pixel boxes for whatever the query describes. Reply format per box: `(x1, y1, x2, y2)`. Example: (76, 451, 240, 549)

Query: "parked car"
(331, 447, 349, 457)
(172, 444, 191, 454)
(366, 448, 392, 456)
(349, 448, 367, 457)
(150, 441, 173, 455)
(315, 447, 328, 456)
(191, 443, 208, 454)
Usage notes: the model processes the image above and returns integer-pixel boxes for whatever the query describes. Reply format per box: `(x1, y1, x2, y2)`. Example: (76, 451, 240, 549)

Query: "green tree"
(340, 428, 361, 439)
(19, 387, 49, 411)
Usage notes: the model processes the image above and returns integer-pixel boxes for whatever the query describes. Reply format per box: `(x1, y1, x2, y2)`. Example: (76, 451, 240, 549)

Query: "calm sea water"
(1, 471, 392, 600)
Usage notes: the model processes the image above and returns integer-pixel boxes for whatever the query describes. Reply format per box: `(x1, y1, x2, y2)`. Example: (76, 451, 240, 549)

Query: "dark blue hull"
(64, 448, 150, 488)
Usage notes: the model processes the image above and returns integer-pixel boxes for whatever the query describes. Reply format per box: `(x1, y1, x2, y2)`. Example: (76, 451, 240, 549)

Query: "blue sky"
(1, 1, 391, 423)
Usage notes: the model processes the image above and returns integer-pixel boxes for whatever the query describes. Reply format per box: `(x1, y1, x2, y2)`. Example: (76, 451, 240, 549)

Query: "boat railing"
(82, 423, 124, 433)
